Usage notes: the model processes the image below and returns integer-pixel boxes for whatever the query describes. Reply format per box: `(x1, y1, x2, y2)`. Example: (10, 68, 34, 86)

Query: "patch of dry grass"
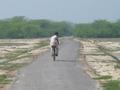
(78, 38, 120, 90)
(0, 39, 49, 88)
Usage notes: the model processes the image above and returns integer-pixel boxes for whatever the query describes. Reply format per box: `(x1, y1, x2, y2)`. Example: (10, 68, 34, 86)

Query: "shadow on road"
(55, 60, 80, 62)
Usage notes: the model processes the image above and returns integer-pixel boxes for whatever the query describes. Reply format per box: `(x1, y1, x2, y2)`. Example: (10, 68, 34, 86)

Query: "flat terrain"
(0, 39, 49, 89)
(10, 37, 99, 90)
(79, 39, 120, 80)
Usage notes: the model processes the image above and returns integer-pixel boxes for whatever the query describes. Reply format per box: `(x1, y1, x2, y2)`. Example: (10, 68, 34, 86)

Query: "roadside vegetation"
(0, 39, 49, 88)
(0, 74, 12, 88)
(96, 42, 120, 90)
(93, 75, 112, 80)
(34, 40, 49, 49)
(103, 80, 120, 90)
(77, 38, 120, 90)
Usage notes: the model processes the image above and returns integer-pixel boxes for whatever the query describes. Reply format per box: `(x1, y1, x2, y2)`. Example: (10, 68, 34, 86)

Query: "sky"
(0, 0, 120, 23)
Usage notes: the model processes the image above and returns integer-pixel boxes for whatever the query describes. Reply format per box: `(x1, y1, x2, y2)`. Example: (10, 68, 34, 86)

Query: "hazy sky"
(0, 0, 120, 23)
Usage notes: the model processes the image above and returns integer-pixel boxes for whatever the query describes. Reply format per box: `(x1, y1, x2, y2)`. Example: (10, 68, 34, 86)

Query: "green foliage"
(0, 74, 12, 84)
(0, 16, 72, 38)
(93, 75, 112, 80)
(103, 80, 120, 90)
(5, 49, 30, 60)
(1, 17, 120, 38)
(73, 20, 120, 38)
(0, 63, 26, 71)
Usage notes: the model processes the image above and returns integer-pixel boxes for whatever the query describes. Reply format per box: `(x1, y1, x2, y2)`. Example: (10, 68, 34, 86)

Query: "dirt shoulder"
(75, 38, 120, 90)
(0, 39, 49, 90)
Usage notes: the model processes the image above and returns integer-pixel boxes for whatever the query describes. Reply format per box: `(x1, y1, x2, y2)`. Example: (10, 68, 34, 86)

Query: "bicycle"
(51, 46, 57, 61)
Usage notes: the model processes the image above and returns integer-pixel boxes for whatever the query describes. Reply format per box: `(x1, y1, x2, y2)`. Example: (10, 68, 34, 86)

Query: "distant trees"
(0, 16, 72, 38)
(73, 20, 120, 38)
(0, 16, 120, 38)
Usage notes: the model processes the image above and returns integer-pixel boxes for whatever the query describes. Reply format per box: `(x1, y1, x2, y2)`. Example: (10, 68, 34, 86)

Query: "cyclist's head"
(54, 32, 59, 36)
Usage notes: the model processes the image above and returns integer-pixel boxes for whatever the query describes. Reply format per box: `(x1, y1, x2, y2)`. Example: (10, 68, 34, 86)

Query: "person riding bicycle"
(50, 32, 59, 56)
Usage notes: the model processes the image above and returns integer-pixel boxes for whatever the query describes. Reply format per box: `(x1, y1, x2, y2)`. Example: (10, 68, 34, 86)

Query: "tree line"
(0, 16, 120, 38)
(0, 16, 72, 38)
(73, 20, 120, 38)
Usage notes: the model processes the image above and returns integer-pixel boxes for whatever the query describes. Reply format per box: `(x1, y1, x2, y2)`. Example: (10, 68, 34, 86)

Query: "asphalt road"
(11, 37, 99, 90)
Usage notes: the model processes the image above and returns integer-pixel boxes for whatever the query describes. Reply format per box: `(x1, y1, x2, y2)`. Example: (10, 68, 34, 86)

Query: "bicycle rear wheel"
(52, 46, 56, 61)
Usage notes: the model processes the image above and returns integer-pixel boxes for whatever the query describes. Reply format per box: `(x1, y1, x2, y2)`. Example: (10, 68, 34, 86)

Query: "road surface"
(11, 37, 99, 90)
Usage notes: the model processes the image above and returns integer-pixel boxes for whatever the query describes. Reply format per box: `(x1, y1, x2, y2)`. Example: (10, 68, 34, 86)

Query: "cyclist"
(50, 32, 59, 56)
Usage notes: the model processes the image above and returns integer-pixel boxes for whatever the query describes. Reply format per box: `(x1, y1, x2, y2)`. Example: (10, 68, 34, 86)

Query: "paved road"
(11, 37, 99, 90)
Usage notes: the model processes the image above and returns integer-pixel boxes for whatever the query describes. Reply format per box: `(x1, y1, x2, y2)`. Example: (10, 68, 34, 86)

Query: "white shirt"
(50, 35, 58, 46)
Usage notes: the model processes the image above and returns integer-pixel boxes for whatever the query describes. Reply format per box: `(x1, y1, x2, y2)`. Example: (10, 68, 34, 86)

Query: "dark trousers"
(51, 46, 59, 56)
